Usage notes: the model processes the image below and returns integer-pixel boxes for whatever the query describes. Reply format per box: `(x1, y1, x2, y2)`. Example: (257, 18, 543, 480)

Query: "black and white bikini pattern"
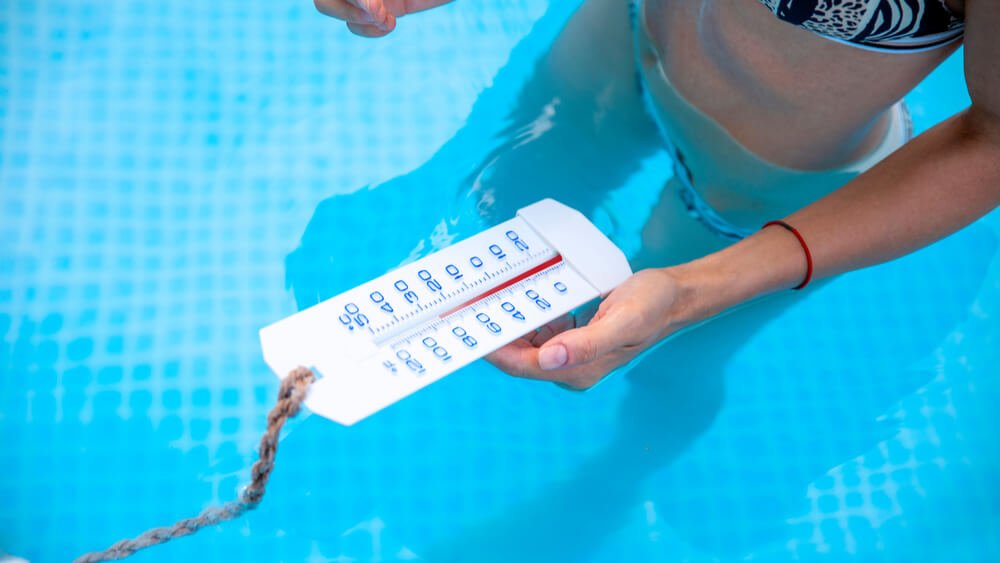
(758, 0, 964, 51)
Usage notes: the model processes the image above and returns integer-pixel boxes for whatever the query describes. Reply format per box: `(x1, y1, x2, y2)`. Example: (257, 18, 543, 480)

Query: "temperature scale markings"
(389, 260, 568, 349)
(366, 249, 554, 338)
(437, 254, 563, 319)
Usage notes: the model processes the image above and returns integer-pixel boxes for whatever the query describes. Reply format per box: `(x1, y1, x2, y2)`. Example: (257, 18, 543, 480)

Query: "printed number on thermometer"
(259, 199, 632, 425)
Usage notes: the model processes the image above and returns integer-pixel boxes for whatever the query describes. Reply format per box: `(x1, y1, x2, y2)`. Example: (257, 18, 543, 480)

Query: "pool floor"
(2, 1, 999, 561)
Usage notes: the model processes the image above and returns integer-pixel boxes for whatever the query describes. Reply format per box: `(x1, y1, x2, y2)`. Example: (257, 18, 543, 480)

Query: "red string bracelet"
(761, 220, 813, 290)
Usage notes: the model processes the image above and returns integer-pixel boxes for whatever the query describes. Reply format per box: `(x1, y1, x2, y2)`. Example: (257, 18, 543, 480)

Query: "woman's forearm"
(669, 107, 1000, 328)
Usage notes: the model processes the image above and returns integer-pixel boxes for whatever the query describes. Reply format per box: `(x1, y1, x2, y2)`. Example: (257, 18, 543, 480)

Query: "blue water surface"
(2, 1, 998, 562)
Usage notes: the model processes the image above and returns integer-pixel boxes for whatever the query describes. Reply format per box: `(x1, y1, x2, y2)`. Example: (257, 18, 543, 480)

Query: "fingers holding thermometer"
(487, 304, 642, 390)
(314, 0, 453, 37)
(487, 269, 684, 390)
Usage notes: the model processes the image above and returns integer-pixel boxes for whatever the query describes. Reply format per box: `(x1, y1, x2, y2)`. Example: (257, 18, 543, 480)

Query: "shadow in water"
(284, 0, 659, 310)
(280, 0, 995, 560)
(418, 222, 994, 561)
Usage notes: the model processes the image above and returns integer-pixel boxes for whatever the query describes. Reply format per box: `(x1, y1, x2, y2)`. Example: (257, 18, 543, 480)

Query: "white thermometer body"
(260, 199, 632, 425)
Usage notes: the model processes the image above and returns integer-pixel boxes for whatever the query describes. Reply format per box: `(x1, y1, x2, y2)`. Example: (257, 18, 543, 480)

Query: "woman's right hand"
(314, 0, 453, 38)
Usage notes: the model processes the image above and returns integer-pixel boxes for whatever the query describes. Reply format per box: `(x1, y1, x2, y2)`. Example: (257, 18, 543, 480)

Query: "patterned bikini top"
(758, 0, 965, 52)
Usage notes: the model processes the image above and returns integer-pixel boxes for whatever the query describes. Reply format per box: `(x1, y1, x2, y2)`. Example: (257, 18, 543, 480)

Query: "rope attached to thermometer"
(75, 199, 634, 559)
(75, 367, 316, 562)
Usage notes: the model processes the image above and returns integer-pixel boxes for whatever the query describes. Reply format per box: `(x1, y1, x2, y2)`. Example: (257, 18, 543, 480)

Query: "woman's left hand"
(486, 268, 685, 389)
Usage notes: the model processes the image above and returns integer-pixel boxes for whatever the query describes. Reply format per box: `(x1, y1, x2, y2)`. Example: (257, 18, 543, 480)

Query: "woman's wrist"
(661, 225, 811, 328)
(657, 263, 715, 331)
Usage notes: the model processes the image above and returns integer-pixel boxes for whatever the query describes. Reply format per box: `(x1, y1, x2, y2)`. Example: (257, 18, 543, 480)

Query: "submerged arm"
(678, 0, 1000, 324)
(489, 0, 1000, 388)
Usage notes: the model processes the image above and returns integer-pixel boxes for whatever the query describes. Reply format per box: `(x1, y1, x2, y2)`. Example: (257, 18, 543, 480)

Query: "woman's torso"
(643, 0, 964, 170)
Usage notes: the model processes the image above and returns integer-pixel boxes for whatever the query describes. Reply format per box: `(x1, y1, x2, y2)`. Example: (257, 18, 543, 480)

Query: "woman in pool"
(313, 0, 999, 389)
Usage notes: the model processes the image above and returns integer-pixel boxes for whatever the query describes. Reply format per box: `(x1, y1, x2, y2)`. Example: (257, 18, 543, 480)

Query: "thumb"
(537, 312, 626, 371)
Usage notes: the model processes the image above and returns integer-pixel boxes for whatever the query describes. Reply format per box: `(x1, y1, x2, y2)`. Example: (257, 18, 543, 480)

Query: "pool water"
(2, 1, 998, 562)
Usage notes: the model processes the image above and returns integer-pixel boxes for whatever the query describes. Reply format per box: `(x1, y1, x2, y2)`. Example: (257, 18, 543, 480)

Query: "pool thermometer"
(260, 199, 632, 425)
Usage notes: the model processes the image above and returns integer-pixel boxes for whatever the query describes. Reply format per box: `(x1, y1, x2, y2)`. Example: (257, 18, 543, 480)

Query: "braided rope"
(75, 366, 316, 562)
